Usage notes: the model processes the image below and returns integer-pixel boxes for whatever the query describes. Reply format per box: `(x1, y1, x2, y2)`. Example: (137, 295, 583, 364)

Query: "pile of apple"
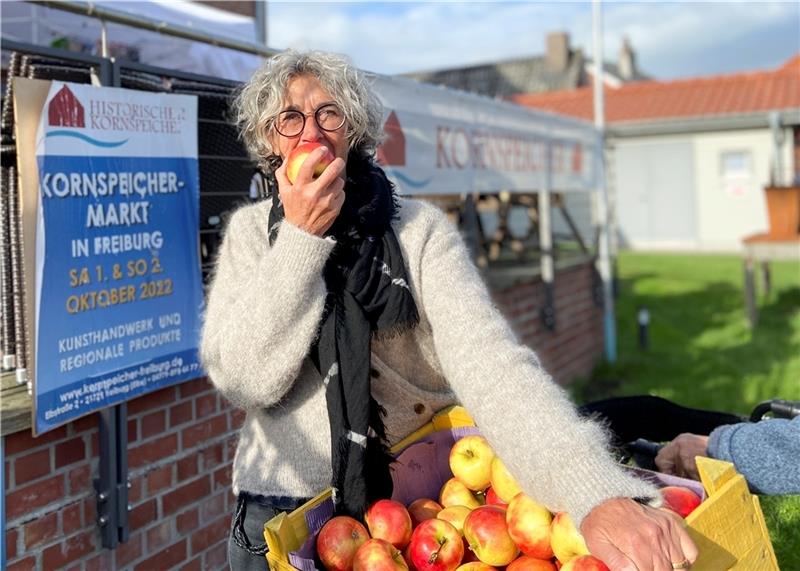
(315, 435, 702, 571)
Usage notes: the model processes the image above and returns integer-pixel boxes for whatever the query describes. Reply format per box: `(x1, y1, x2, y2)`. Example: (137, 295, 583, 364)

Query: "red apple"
(506, 493, 554, 559)
(463, 506, 518, 567)
(450, 435, 496, 491)
(367, 499, 414, 549)
(316, 515, 370, 571)
(660, 486, 702, 518)
(407, 518, 465, 571)
(484, 487, 508, 508)
(507, 555, 558, 571)
(559, 555, 610, 571)
(285, 141, 334, 184)
(353, 538, 410, 571)
(549, 512, 589, 564)
(489, 458, 522, 503)
(408, 498, 444, 527)
(403, 544, 417, 571)
(440, 478, 482, 510)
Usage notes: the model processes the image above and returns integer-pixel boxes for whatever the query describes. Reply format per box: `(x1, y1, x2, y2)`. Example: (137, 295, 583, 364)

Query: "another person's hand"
(655, 433, 709, 480)
(581, 497, 698, 570)
(276, 147, 346, 236)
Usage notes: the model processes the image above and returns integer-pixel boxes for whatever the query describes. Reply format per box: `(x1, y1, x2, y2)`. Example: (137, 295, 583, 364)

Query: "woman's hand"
(580, 498, 698, 570)
(275, 147, 346, 236)
(655, 434, 709, 480)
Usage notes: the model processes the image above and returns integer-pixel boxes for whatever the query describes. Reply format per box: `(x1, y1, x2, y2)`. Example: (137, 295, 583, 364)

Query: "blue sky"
(266, 1, 800, 79)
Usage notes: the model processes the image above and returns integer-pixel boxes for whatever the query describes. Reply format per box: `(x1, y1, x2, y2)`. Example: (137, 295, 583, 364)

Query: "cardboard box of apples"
(263, 407, 778, 571)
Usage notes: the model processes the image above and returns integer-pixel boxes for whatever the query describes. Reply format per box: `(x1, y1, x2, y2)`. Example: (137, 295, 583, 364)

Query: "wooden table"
(742, 234, 800, 327)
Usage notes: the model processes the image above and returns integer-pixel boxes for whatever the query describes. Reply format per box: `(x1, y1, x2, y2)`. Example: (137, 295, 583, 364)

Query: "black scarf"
(267, 151, 419, 519)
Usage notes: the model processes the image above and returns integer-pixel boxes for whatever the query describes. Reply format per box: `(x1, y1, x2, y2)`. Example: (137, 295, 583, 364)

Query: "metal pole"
(592, 0, 617, 362)
(1, 437, 6, 569)
(254, 0, 268, 47)
(38, 0, 278, 58)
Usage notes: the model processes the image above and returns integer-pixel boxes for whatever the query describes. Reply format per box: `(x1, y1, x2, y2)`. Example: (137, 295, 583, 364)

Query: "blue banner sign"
(33, 81, 202, 434)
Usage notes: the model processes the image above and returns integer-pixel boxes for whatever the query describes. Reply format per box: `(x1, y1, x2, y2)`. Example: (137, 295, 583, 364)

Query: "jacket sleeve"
(200, 203, 335, 409)
(416, 206, 659, 525)
(708, 416, 800, 495)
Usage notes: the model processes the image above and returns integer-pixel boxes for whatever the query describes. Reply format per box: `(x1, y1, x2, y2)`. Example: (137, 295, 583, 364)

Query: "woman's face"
(271, 74, 349, 165)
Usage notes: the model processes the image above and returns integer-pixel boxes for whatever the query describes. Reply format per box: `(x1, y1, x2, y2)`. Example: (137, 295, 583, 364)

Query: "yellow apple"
(449, 435, 496, 491)
(440, 477, 483, 510)
(437, 505, 473, 534)
(490, 458, 522, 503)
(549, 512, 589, 564)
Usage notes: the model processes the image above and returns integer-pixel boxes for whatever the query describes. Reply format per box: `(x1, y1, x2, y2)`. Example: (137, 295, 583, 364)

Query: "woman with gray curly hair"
(202, 49, 697, 571)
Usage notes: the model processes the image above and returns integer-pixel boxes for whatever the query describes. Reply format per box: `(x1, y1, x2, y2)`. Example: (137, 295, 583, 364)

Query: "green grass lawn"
(573, 251, 800, 568)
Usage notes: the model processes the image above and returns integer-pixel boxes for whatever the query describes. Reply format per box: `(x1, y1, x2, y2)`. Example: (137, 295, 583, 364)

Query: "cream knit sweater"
(201, 198, 658, 525)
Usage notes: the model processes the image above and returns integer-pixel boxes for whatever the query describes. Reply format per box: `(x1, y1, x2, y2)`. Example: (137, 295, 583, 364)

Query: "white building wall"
(693, 128, 793, 251)
(610, 127, 795, 252)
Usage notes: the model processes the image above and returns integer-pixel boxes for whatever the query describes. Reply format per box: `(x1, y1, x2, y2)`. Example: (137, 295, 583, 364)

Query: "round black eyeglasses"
(274, 103, 345, 137)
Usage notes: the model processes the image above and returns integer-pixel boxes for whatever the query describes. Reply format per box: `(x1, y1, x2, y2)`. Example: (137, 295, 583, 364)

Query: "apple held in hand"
(559, 555, 610, 571)
(285, 141, 335, 184)
(660, 485, 702, 518)
(506, 493, 554, 559)
(408, 518, 465, 571)
(440, 478, 483, 510)
(408, 498, 444, 528)
(506, 555, 558, 571)
(353, 538, 410, 571)
(490, 458, 522, 503)
(549, 512, 589, 564)
(316, 515, 370, 571)
(463, 506, 519, 567)
(367, 499, 414, 549)
(450, 435, 496, 491)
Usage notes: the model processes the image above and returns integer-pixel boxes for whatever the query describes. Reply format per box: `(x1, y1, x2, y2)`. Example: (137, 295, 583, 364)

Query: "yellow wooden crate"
(262, 406, 778, 571)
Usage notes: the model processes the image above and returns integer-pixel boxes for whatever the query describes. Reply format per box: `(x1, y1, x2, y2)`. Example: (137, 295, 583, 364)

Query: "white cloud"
(266, 1, 798, 79)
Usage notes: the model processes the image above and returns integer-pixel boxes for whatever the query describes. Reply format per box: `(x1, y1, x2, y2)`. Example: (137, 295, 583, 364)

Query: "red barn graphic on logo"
(377, 110, 405, 166)
(48, 85, 85, 128)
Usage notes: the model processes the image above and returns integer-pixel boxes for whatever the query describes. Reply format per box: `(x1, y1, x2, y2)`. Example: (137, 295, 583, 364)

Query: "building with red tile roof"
(511, 55, 800, 130)
(512, 56, 800, 252)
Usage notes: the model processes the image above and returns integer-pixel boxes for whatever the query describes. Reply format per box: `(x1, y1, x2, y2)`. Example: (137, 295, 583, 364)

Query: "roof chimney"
(546, 31, 570, 73)
(618, 37, 637, 80)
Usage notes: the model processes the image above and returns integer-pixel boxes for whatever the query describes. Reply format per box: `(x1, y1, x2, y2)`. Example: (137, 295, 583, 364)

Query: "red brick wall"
(2, 261, 602, 570)
(3, 379, 243, 571)
(491, 261, 604, 385)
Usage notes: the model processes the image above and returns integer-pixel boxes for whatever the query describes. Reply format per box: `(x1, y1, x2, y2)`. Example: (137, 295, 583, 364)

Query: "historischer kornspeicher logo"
(46, 84, 128, 148)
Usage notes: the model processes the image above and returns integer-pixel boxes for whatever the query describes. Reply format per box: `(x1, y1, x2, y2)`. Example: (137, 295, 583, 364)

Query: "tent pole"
(592, 0, 617, 362)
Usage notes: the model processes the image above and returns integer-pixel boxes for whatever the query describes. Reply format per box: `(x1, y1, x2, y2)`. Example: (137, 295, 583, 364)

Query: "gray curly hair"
(232, 49, 385, 172)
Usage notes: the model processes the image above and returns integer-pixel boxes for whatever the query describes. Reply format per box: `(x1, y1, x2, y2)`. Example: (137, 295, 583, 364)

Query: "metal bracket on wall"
(540, 279, 557, 331)
(94, 403, 130, 549)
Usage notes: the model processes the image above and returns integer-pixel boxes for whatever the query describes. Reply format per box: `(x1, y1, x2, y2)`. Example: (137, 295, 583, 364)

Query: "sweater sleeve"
(708, 416, 800, 495)
(200, 203, 335, 409)
(416, 206, 659, 525)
